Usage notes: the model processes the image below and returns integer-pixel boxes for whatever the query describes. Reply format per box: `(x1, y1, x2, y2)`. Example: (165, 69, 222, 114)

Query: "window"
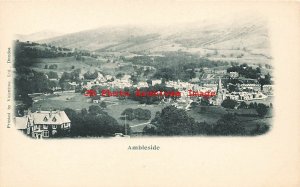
(43, 131, 49, 137)
(52, 117, 57, 122)
(43, 125, 48, 129)
(53, 125, 57, 129)
(43, 116, 48, 122)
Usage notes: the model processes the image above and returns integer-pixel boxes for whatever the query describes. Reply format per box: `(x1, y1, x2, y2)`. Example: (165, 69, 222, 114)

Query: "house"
(121, 74, 131, 82)
(152, 79, 162, 85)
(105, 75, 114, 81)
(240, 84, 261, 92)
(16, 110, 71, 139)
(68, 82, 78, 90)
(229, 72, 239, 78)
(190, 77, 200, 83)
(91, 72, 106, 83)
(137, 81, 148, 88)
(214, 69, 227, 75)
(262, 85, 273, 95)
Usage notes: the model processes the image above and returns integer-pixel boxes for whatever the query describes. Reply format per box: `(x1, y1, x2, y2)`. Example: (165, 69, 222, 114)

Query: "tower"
(215, 77, 224, 105)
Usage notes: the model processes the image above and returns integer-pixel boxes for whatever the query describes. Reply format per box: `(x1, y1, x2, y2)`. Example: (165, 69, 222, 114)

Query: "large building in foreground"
(15, 110, 71, 139)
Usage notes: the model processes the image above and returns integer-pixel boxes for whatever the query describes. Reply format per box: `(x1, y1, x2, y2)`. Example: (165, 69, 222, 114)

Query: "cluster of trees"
(64, 106, 124, 137)
(227, 63, 262, 79)
(221, 99, 269, 117)
(14, 41, 73, 59)
(121, 108, 151, 121)
(60, 69, 81, 82)
(144, 106, 270, 136)
(123, 52, 230, 81)
(258, 73, 272, 87)
(226, 63, 272, 87)
(14, 67, 53, 114)
(221, 98, 238, 109)
(15, 67, 83, 102)
(116, 73, 125, 79)
(14, 41, 98, 68)
(83, 71, 98, 80)
(15, 67, 53, 95)
(125, 52, 229, 68)
(47, 71, 59, 79)
(153, 67, 177, 81)
(58, 69, 82, 91)
(45, 64, 58, 69)
(239, 102, 269, 117)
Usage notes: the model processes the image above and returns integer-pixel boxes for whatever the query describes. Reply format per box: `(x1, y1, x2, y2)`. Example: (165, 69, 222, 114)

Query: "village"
(14, 41, 274, 138)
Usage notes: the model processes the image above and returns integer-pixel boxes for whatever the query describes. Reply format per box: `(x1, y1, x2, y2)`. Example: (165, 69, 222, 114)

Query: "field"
(188, 105, 273, 132)
(31, 56, 107, 75)
(32, 91, 272, 135)
(32, 92, 165, 132)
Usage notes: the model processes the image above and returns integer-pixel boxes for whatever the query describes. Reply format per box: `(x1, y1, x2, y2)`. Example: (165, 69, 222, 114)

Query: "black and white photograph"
(1, 1, 299, 187)
(13, 13, 273, 138)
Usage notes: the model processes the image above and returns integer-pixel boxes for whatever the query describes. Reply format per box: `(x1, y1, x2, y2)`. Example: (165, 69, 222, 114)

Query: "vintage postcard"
(0, 1, 299, 187)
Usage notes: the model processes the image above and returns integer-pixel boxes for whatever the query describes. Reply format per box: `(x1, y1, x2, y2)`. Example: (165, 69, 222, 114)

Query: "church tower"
(215, 77, 224, 105)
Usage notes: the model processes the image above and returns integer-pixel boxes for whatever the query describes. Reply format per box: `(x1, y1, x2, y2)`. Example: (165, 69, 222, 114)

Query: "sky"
(0, 0, 271, 35)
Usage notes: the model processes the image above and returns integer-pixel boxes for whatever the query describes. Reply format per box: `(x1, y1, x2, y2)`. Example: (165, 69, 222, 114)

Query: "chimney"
(49, 107, 52, 117)
(37, 106, 41, 113)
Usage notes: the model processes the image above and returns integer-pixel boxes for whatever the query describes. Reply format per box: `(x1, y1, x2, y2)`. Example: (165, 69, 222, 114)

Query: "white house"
(229, 72, 239, 78)
(15, 110, 71, 139)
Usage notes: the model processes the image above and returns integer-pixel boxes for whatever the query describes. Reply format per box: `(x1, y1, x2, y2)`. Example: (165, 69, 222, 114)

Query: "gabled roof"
(31, 111, 71, 125)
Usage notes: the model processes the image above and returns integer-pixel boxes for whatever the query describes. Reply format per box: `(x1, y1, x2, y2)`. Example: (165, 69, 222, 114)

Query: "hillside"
(15, 30, 63, 42)
(39, 18, 271, 64)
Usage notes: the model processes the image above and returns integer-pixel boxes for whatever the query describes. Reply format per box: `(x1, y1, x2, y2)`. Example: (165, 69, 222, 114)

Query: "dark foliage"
(221, 98, 238, 109)
(256, 103, 268, 117)
(64, 108, 124, 137)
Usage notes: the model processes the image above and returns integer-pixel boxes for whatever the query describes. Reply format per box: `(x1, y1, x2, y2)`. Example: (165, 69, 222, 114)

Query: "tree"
(213, 114, 245, 135)
(227, 84, 238, 93)
(84, 71, 98, 79)
(221, 98, 237, 109)
(249, 102, 258, 109)
(121, 108, 135, 120)
(143, 125, 157, 135)
(130, 75, 138, 85)
(144, 68, 151, 76)
(49, 64, 58, 69)
(65, 108, 123, 137)
(134, 108, 151, 120)
(256, 103, 268, 117)
(47, 71, 58, 79)
(116, 73, 124, 79)
(250, 123, 270, 135)
(154, 106, 196, 135)
(146, 79, 152, 86)
(238, 101, 248, 109)
(44, 65, 48, 69)
(81, 108, 88, 116)
(200, 98, 210, 106)
(100, 101, 107, 109)
(88, 105, 103, 115)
